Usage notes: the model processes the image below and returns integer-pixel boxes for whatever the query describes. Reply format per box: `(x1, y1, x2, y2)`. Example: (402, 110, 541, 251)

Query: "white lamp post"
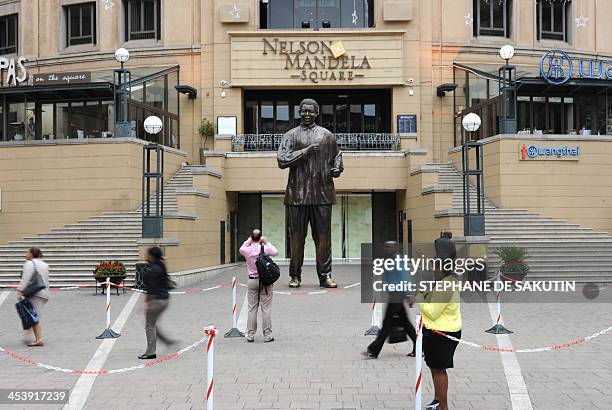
(462, 112, 482, 136)
(144, 115, 163, 143)
(114, 47, 130, 69)
(499, 44, 515, 65)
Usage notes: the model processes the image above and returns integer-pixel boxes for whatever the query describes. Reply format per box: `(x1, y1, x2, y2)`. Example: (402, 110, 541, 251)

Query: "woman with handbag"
(16, 247, 50, 347)
(139, 247, 177, 360)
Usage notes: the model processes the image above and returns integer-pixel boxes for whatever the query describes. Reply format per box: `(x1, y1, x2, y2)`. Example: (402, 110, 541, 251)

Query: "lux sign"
(540, 49, 612, 85)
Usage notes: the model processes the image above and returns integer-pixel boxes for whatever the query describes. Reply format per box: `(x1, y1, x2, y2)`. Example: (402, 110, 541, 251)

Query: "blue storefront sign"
(520, 144, 580, 161)
(540, 49, 612, 85)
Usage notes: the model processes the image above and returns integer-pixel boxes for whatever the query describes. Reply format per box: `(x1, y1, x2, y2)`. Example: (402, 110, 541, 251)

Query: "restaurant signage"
(519, 144, 580, 161)
(262, 38, 372, 84)
(1, 56, 27, 86)
(540, 49, 612, 85)
(33, 71, 91, 85)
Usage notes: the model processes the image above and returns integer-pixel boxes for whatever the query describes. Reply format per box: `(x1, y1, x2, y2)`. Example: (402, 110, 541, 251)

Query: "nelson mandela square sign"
(262, 38, 372, 83)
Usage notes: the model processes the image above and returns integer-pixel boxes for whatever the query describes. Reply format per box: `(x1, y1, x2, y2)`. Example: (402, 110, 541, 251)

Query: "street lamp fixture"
(462, 112, 482, 135)
(499, 44, 515, 64)
(114, 47, 130, 68)
(144, 115, 163, 136)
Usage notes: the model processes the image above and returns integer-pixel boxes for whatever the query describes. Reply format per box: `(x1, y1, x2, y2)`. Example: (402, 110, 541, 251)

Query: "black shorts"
(423, 327, 461, 369)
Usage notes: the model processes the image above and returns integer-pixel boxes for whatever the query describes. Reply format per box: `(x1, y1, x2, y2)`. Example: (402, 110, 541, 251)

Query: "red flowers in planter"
(93, 260, 127, 277)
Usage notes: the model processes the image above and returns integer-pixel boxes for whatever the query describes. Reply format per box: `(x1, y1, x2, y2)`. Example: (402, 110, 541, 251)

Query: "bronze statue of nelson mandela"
(277, 98, 343, 289)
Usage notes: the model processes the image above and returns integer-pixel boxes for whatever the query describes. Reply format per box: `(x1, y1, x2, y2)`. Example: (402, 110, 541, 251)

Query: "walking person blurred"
(239, 229, 279, 342)
(363, 241, 416, 358)
(16, 247, 49, 347)
(139, 246, 176, 360)
(416, 266, 462, 410)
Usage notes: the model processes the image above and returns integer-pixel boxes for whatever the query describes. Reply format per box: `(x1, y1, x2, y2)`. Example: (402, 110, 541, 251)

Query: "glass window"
(0, 14, 18, 55)
(56, 103, 70, 140)
(321, 104, 334, 131)
(563, 97, 575, 133)
(131, 83, 144, 103)
(25, 103, 35, 140)
(350, 104, 362, 133)
(335, 104, 348, 133)
(41, 104, 54, 140)
(260, 101, 274, 133)
(66, 3, 96, 46)
(548, 97, 562, 134)
(517, 96, 531, 132)
(245, 101, 259, 134)
(474, 0, 511, 37)
(262, 0, 372, 29)
(145, 76, 165, 110)
(364, 104, 376, 132)
(576, 97, 594, 132)
(533, 97, 546, 132)
(124, 0, 160, 41)
(167, 71, 178, 114)
(7, 103, 25, 141)
(537, 0, 570, 41)
(469, 76, 488, 106)
(276, 101, 290, 134)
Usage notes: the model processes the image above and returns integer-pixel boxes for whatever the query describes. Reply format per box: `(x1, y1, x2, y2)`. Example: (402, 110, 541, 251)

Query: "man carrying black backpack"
(239, 229, 279, 343)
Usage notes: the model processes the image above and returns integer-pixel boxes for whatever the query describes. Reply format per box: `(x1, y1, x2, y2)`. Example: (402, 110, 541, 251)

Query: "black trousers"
(287, 204, 332, 280)
(368, 303, 417, 357)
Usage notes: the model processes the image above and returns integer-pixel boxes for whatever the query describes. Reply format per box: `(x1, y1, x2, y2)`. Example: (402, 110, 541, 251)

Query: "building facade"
(0, 0, 611, 276)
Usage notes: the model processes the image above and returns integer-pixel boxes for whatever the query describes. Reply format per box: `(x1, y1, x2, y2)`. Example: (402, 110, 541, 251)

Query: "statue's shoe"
(288, 278, 301, 288)
(319, 275, 337, 288)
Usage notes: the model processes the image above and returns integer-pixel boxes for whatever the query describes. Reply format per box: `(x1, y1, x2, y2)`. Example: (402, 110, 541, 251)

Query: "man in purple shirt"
(277, 98, 343, 289)
(239, 229, 279, 342)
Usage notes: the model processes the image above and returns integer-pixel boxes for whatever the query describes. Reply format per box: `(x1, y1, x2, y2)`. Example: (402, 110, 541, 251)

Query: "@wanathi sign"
(262, 38, 372, 84)
(519, 144, 580, 161)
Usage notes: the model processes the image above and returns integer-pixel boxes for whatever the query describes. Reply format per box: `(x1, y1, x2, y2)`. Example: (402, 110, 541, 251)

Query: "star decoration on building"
(103, 0, 113, 10)
(575, 15, 589, 28)
(464, 13, 473, 26)
(230, 4, 241, 19)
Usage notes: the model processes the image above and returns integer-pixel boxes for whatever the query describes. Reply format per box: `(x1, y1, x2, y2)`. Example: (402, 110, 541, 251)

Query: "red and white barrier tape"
(237, 281, 360, 295)
(431, 325, 612, 353)
(414, 314, 423, 410)
(0, 336, 207, 374)
(203, 325, 217, 410)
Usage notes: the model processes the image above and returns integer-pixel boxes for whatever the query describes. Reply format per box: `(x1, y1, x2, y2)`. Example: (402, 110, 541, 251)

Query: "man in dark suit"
(435, 231, 456, 275)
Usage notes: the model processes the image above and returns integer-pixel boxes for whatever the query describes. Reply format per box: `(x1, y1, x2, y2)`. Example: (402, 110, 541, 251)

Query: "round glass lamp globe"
(114, 48, 130, 64)
(462, 113, 482, 132)
(499, 45, 515, 61)
(144, 116, 163, 134)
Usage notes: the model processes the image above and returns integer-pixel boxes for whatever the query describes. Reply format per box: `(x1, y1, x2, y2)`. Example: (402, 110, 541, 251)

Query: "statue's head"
(299, 98, 319, 127)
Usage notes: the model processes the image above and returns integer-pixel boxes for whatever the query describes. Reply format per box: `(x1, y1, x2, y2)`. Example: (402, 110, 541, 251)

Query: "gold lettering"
(341, 56, 350, 69)
(330, 71, 337, 80)
(360, 56, 372, 69)
(348, 71, 354, 80)
(307, 41, 319, 54)
(262, 38, 277, 55)
(313, 56, 326, 69)
(302, 56, 314, 69)
(285, 55, 302, 69)
(299, 41, 307, 54)
(279, 41, 288, 55)
(309, 71, 319, 83)
(339, 71, 345, 80)
(321, 41, 333, 55)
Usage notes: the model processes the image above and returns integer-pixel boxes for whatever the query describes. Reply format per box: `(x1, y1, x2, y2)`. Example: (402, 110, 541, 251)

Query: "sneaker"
(319, 275, 337, 288)
(246, 335, 255, 342)
(264, 335, 275, 343)
(426, 399, 439, 409)
(361, 350, 377, 359)
(288, 278, 301, 288)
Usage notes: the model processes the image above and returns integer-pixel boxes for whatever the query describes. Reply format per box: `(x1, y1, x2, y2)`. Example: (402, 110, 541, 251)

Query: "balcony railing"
(231, 133, 401, 152)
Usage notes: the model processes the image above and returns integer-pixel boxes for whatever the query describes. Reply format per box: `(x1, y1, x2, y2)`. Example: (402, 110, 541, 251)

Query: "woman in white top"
(16, 248, 50, 346)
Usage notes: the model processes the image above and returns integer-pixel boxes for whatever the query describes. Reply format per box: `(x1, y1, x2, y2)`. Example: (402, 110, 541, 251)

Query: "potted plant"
(93, 260, 127, 288)
(494, 246, 529, 281)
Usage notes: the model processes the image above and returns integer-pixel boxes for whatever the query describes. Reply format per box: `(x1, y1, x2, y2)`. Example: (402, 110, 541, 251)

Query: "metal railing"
(231, 133, 401, 152)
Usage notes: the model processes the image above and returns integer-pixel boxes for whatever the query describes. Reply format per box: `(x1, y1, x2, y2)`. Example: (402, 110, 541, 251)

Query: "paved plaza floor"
(0, 265, 611, 409)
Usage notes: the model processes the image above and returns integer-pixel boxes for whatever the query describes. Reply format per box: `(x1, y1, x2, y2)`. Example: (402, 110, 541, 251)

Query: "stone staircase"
(0, 166, 195, 287)
(435, 163, 612, 283)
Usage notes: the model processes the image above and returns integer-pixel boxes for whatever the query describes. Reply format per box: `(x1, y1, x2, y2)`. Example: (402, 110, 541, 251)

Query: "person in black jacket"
(139, 247, 176, 360)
